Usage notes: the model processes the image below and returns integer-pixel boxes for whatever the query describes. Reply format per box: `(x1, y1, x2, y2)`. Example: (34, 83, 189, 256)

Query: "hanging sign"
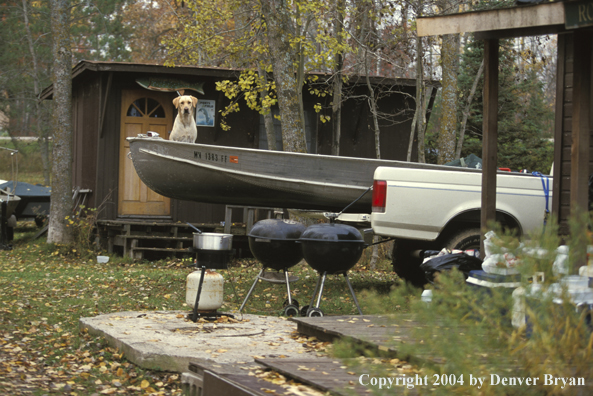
(565, 0, 593, 29)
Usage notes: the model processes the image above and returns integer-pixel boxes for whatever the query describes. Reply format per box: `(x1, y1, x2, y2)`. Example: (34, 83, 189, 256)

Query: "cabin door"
(118, 90, 172, 216)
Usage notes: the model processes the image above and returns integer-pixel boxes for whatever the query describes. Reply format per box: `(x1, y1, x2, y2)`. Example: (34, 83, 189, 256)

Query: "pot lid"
(300, 223, 363, 242)
(248, 219, 306, 240)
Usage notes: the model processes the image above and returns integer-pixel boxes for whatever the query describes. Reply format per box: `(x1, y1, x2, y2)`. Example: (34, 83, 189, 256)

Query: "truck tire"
(391, 238, 427, 287)
(442, 228, 481, 252)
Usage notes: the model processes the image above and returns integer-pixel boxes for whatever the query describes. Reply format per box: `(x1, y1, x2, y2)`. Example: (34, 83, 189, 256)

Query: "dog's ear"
(190, 96, 198, 107)
(172, 97, 180, 108)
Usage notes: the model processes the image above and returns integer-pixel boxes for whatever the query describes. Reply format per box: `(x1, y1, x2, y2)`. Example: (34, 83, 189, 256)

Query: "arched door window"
(126, 98, 166, 118)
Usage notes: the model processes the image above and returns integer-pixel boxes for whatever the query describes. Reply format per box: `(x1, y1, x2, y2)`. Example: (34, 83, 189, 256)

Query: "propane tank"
(186, 269, 224, 311)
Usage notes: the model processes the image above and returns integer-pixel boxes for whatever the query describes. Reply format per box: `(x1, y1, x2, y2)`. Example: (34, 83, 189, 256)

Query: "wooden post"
(570, 30, 591, 214)
(481, 38, 499, 255)
(551, 33, 566, 225)
(570, 30, 592, 268)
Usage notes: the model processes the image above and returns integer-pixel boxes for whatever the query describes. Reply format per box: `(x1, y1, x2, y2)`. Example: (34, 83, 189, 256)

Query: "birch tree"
(437, 31, 460, 164)
(259, 0, 307, 152)
(331, 0, 345, 156)
(47, 0, 73, 244)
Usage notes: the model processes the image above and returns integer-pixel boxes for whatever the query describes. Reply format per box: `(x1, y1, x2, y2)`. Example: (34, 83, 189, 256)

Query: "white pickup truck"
(369, 165, 552, 284)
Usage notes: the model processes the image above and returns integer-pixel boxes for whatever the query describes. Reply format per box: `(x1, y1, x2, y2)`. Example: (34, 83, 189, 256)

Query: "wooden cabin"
(418, 1, 593, 262)
(40, 60, 436, 258)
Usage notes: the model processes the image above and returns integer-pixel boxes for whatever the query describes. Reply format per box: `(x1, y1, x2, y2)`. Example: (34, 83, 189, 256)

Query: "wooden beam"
(474, 24, 567, 40)
(417, 3, 564, 37)
(481, 39, 499, 254)
(552, 34, 566, 222)
(570, 30, 592, 213)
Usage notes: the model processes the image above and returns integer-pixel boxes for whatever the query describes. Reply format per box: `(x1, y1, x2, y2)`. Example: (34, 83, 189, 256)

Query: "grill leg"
(308, 274, 323, 309)
(284, 269, 293, 305)
(239, 268, 264, 313)
(314, 272, 328, 309)
(344, 273, 363, 315)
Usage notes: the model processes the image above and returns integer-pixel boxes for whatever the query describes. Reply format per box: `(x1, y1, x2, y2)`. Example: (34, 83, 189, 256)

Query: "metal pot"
(248, 219, 306, 270)
(299, 223, 365, 274)
(193, 232, 233, 251)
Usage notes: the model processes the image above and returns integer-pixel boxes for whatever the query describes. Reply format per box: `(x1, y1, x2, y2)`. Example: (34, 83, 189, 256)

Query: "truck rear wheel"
(391, 238, 427, 287)
(443, 228, 481, 252)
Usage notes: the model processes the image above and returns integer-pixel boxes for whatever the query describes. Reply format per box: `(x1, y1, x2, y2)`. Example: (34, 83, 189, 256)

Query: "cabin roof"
(40, 60, 438, 100)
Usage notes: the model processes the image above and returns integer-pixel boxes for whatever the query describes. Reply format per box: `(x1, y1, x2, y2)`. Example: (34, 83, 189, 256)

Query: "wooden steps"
(96, 220, 249, 260)
(95, 205, 281, 260)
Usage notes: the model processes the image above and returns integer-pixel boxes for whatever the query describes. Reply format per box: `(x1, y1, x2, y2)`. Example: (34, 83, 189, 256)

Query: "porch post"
(570, 30, 592, 267)
(570, 31, 591, 215)
(481, 38, 499, 254)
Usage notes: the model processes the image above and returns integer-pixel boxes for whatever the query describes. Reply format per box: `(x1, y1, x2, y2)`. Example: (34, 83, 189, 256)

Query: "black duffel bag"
(419, 253, 483, 283)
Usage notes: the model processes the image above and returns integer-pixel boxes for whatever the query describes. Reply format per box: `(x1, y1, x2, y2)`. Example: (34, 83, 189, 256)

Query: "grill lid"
(248, 219, 306, 241)
(299, 223, 364, 242)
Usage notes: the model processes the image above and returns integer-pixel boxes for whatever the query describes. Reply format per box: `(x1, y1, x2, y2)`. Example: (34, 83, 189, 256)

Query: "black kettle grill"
(298, 222, 365, 317)
(239, 219, 306, 316)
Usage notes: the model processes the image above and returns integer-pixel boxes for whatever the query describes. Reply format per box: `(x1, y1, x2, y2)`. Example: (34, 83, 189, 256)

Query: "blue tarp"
(0, 181, 51, 197)
(0, 181, 50, 220)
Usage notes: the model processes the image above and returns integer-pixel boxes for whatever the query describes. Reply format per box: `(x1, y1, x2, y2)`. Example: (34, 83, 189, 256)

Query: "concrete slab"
(79, 311, 319, 373)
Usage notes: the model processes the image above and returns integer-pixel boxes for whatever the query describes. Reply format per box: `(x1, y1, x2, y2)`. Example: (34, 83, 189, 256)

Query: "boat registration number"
(194, 150, 237, 164)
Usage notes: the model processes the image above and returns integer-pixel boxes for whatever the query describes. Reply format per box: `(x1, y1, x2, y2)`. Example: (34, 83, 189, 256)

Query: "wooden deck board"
(290, 314, 448, 365)
(256, 358, 421, 396)
(255, 358, 372, 395)
(290, 315, 416, 354)
(203, 371, 288, 396)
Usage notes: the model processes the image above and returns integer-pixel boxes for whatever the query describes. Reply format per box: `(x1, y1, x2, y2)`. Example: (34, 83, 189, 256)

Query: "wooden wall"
(552, 31, 593, 234)
(69, 63, 424, 226)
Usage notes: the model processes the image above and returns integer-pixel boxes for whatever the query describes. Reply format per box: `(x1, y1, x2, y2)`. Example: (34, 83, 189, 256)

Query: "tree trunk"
(259, 0, 307, 153)
(295, 8, 309, 148)
(364, 50, 381, 159)
(456, 59, 484, 159)
(408, 17, 424, 162)
(257, 65, 278, 151)
(417, 86, 433, 164)
(407, 110, 418, 162)
(364, 48, 381, 270)
(437, 32, 460, 164)
(331, 0, 344, 156)
(48, 0, 74, 244)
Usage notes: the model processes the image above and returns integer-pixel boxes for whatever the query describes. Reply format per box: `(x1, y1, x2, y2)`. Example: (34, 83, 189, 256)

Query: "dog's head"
(173, 95, 198, 115)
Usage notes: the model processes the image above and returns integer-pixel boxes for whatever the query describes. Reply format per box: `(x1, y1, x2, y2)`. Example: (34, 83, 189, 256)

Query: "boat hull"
(127, 137, 452, 213)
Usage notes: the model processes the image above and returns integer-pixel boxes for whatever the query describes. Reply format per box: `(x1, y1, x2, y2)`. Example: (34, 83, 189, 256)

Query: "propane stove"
(186, 230, 235, 322)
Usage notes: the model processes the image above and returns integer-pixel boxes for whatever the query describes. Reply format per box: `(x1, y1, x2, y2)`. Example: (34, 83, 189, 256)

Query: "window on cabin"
(126, 98, 165, 118)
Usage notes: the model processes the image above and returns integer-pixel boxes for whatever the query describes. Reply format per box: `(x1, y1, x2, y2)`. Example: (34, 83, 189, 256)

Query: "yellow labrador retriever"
(170, 95, 198, 143)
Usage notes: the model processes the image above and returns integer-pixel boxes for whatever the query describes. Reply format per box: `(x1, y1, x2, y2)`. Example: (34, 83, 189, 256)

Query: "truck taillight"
(372, 180, 387, 213)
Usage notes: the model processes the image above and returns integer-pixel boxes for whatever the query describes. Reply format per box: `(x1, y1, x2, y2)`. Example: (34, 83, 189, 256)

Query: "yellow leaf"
(140, 379, 150, 389)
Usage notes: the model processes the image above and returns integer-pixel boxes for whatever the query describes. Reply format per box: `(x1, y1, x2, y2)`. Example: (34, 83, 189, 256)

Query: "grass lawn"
(0, 221, 401, 395)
